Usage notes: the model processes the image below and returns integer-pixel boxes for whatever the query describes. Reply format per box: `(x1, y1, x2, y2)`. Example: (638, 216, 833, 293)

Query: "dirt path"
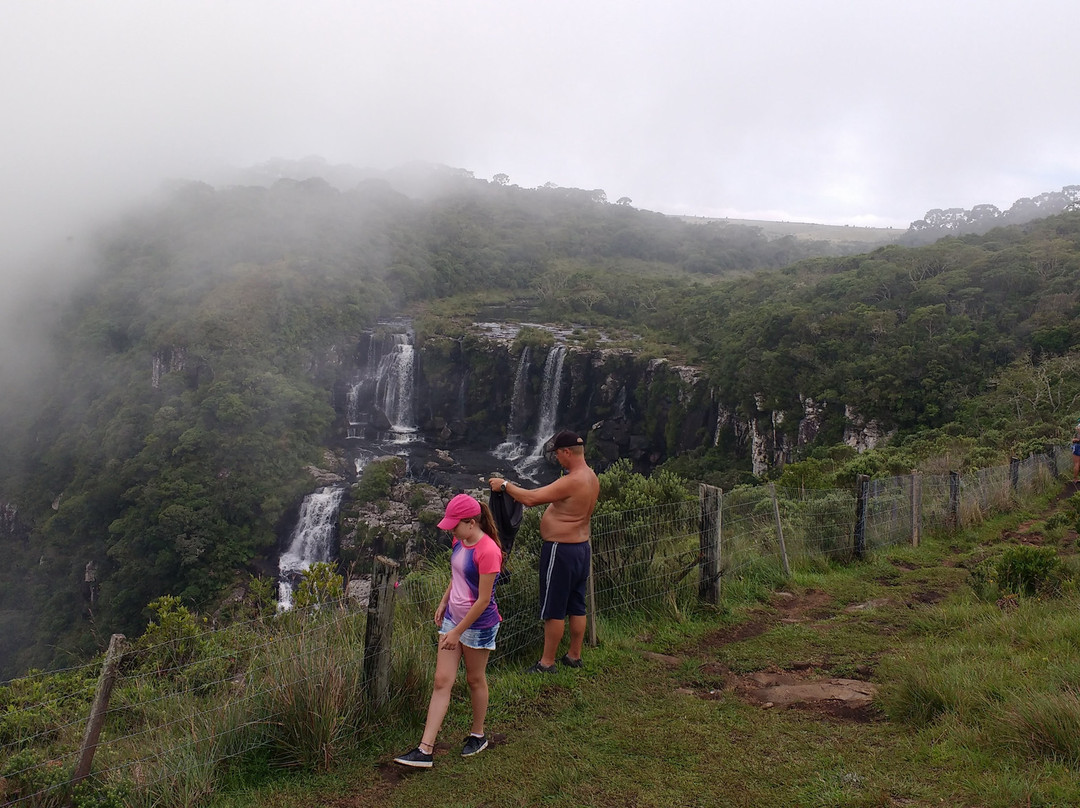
(658, 480, 1080, 722)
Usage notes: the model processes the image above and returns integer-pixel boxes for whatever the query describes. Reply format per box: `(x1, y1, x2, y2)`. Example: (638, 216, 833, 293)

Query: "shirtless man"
(489, 429, 600, 673)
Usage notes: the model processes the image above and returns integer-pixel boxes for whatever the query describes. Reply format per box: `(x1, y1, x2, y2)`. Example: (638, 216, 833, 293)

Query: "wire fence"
(1, 446, 1072, 807)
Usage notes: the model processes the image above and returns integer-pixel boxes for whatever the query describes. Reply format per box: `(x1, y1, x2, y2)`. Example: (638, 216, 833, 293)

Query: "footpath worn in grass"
(210, 489, 1080, 807)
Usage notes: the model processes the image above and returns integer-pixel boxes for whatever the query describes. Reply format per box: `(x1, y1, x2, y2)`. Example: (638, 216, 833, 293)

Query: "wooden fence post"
(948, 470, 960, 529)
(768, 483, 791, 576)
(910, 471, 922, 547)
(1009, 456, 1020, 493)
(853, 475, 869, 560)
(363, 555, 400, 711)
(698, 484, 722, 604)
(71, 633, 126, 786)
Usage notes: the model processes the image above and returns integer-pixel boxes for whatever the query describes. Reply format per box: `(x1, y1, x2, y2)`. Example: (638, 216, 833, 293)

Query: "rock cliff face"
(405, 333, 719, 473)
(321, 326, 898, 572)
(0, 502, 26, 542)
(343, 323, 890, 478)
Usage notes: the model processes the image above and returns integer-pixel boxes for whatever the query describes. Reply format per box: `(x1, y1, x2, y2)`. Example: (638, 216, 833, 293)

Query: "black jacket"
(488, 489, 523, 558)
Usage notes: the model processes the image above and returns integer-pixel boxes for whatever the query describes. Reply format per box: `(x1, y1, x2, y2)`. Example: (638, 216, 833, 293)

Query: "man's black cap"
(551, 430, 584, 449)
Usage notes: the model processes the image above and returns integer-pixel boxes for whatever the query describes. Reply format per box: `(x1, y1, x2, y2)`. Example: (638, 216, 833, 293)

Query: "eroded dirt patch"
(1003, 523, 1046, 546)
(731, 668, 881, 723)
(910, 589, 945, 605)
(679, 589, 882, 722)
(695, 589, 835, 653)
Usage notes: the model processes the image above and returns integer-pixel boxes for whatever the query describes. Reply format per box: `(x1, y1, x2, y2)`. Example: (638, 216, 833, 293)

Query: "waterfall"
(494, 346, 531, 462)
(346, 323, 418, 443)
(532, 345, 567, 453)
(517, 345, 566, 478)
(278, 486, 345, 610)
(375, 333, 416, 436)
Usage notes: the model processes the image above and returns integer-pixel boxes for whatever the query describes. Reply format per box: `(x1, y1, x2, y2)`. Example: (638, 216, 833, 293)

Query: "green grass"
(203, 491, 1080, 807)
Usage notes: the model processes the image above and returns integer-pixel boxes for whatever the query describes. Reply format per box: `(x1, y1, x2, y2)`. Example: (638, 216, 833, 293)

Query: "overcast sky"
(2, 0, 1078, 267)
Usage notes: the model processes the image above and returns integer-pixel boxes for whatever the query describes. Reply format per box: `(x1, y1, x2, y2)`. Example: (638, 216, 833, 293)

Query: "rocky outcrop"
(0, 502, 25, 541)
(151, 347, 186, 389)
(337, 457, 447, 570)
(843, 405, 895, 453)
(304, 449, 351, 486)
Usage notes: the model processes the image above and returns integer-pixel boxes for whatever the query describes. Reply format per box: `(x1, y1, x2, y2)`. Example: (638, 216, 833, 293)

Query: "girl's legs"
(419, 643, 462, 750)
(1073, 452, 1079, 482)
(461, 645, 492, 736)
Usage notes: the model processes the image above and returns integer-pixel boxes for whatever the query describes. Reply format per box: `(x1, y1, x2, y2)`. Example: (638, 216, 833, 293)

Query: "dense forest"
(2, 164, 1080, 680)
(902, 185, 1080, 244)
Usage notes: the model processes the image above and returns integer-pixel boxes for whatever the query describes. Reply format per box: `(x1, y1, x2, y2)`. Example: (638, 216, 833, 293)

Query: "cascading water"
(346, 323, 418, 444)
(278, 486, 345, 610)
(518, 344, 567, 479)
(494, 345, 531, 462)
(375, 333, 417, 440)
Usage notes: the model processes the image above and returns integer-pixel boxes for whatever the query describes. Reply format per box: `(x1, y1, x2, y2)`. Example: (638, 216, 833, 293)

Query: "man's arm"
(489, 475, 575, 508)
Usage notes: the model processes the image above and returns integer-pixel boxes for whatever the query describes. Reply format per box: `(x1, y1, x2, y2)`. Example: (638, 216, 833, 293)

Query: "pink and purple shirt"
(446, 533, 502, 630)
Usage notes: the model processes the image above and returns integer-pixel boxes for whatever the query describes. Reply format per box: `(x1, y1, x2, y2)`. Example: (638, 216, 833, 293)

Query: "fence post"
(768, 483, 791, 576)
(910, 471, 922, 547)
(698, 484, 722, 604)
(1009, 456, 1020, 493)
(71, 633, 126, 787)
(853, 475, 869, 560)
(363, 555, 400, 711)
(948, 471, 960, 529)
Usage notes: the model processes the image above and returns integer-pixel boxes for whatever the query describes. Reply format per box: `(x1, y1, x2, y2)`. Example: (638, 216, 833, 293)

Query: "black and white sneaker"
(560, 654, 584, 668)
(393, 746, 433, 768)
(461, 734, 489, 757)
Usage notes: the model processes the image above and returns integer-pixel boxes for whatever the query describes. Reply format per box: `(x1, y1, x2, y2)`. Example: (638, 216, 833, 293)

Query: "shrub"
(1043, 512, 1071, 531)
(512, 326, 554, 352)
(353, 458, 404, 505)
(293, 562, 345, 610)
(1, 748, 68, 807)
(996, 545, 1067, 597)
(136, 596, 205, 673)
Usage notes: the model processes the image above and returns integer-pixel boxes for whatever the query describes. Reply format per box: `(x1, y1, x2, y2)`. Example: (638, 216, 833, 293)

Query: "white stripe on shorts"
(539, 542, 559, 618)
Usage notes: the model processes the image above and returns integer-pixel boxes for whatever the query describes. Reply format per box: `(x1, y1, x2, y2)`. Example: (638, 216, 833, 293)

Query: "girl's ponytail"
(476, 502, 502, 551)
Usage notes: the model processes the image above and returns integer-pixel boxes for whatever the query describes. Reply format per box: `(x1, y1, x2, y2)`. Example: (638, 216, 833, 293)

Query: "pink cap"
(437, 493, 482, 530)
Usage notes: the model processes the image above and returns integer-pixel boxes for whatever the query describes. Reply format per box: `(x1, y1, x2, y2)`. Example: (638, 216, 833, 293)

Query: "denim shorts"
(440, 616, 499, 650)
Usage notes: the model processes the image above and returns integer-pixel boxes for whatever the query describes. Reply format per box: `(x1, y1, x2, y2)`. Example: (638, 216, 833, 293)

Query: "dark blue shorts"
(538, 540, 590, 620)
(1072, 441, 1080, 457)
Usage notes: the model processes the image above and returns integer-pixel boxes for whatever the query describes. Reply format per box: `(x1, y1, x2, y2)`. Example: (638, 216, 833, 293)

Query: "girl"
(394, 493, 502, 767)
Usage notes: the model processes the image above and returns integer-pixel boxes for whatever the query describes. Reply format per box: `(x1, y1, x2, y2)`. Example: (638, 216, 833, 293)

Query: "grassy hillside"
(677, 214, 901, 246)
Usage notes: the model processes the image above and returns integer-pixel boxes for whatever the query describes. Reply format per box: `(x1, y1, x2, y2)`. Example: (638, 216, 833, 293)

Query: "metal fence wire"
(0, 445, 1072, 807)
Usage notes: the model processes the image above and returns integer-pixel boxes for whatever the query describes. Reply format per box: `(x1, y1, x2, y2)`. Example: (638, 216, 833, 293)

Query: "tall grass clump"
(994, 687, 1080, 767)
(253, 608, 367, 771)
(776, 487, 856, 563)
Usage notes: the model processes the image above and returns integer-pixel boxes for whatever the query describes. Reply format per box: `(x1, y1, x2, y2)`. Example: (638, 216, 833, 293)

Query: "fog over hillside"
(2, 1, 1077, 302)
